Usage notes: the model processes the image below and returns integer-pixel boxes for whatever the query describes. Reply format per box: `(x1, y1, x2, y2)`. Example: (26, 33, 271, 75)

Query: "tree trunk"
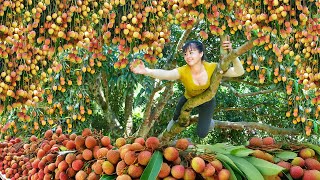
(124, 90, 134, 137)
(159, 37, 255, 142)
(137, 82, 174, 138)
(93, 71, 121, 130)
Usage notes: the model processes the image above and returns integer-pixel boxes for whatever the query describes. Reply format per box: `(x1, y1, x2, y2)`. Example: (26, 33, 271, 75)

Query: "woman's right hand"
(130, 60, 147, 75)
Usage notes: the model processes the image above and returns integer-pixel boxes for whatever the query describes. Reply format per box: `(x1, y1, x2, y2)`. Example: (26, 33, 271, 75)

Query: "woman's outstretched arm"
(130, 61, 180, 81)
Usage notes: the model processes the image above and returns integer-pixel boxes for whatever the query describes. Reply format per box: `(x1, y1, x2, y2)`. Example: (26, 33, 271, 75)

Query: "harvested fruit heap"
(0, 128, 319, 180)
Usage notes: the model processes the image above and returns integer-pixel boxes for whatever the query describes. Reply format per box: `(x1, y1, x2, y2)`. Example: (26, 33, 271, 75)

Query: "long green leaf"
(226, 154, 264, 180)
(216, 153, 245, 177)
(245, 157, 285, 176)
(140, 151, 163, 180)
(275, 151, 297, 161)
(230, 148, 254, 157)
(221, 160, 238, 180)
(99, 174, 116, 180)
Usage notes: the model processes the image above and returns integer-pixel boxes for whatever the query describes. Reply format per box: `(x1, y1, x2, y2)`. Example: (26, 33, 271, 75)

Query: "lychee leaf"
(99, 174, 116, 180)
(274, 151, 297, 161)
(230, 148, 254, 157)
(245, 157, 285, 176)
(220, 160, 239, 180)
(216, 153, 245, 177)
(226, 154, 264, 180)
(140, 150, 163, 180)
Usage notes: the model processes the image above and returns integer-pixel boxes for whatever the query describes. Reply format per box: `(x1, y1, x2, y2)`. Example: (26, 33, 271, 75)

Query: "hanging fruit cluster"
(0, 0, 319, 136)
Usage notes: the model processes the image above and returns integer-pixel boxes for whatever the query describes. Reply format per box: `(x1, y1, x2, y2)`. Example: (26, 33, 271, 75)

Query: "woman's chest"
(191, 70, 208, 86)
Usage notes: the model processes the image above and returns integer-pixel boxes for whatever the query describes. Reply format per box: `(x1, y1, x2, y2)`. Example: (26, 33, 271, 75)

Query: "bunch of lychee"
(248, 136, 320, 180)
(277, 148, 320, 180)
(160, 138, 230, 180)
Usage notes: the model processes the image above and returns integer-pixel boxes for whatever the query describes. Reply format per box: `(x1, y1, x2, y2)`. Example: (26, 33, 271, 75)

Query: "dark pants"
(173, 96, 216, 138)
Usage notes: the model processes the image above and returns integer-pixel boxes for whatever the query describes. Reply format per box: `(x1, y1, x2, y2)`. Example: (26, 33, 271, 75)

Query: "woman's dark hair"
(182, 40, 206, 60)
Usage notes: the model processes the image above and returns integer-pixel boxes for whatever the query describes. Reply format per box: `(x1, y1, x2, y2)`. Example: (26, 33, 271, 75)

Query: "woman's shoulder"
(203, 61, 217, 68)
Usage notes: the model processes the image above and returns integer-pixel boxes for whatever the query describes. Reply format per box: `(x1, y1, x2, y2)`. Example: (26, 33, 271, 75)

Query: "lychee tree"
(0, 0, 319, 143)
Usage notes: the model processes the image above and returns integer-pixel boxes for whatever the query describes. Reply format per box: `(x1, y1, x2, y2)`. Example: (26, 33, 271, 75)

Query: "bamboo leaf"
(245, 157, 285, 176)
(226, 154, 264, 180)
(99, 174, 116, 180)
(230, 147, 254, 157)
(275, 151, 297, 161)
(140, 151, 163, 180)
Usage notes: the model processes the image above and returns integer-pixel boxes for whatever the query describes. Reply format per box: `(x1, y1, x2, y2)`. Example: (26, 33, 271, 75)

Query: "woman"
(130, 39, 244, 138)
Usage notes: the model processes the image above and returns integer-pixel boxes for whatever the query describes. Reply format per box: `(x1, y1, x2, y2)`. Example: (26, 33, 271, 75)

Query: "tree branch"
(222, 77, 274, 88)
(221, 82, 279, 97)
(188, 116, 299, 135)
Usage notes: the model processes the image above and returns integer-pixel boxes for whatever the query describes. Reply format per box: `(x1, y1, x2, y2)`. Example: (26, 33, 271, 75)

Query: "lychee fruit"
(262, 137, 275, 145)
(158, 162, 171, 178)
(302, 170, 320, 180)
(137, 150, 152, 166)
(290, 166, 304, 179)
(171, 164, 185, 179)
(145, 136, 160, 151)
(291, 157, 305, 167)
(249, 137, 263, 147)
(305, 158, 320, 170)
(191, 157, 205, 173)
(163, 147, 179, 162)
(299, 148, 316, 159)
(175, 138, 190, 150)
(218, 169, 231, 180)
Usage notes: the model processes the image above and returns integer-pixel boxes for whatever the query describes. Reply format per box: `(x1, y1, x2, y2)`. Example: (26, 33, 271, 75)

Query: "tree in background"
(0, 0, 319, 144)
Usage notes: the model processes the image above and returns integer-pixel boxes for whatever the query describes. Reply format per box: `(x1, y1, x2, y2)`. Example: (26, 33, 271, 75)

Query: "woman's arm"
(222, 57, 245, 77)
(130, 61, 180, 81)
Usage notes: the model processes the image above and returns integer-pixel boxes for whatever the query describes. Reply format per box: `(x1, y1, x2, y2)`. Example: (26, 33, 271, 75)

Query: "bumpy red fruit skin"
(299, 148, 315, 159)
(163, 147, 179, 162)
(302, 170, 320, 180)
(249, 137, 263, 147)
(171, 165, 185, 179)
(305, 158, 320, 170)
(175, 138, 190, 150)
(262, 137, 274, 145)
(291, 157, 305, 167)
(145, 137, 160, 150)
(191, 157, 206, 173)
(290, 166, 304, 179)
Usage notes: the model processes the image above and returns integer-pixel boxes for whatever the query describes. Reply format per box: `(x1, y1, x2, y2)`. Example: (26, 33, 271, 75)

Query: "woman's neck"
(190, 61, 204, 74)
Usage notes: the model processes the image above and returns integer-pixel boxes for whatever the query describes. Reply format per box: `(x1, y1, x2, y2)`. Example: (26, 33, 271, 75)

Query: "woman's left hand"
(222, 36, 232, 51)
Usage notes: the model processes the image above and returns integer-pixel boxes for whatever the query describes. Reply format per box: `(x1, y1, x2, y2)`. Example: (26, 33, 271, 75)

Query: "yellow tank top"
(177, 61, 217, 99)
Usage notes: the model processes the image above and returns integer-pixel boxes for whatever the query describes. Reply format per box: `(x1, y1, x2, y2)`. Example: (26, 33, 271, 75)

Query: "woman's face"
(183, 46, 203, 66)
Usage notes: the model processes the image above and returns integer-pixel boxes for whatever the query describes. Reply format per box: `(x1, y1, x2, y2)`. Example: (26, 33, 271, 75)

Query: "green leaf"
(283, 171, 293, 180)
(226, 154, 264, 180)
(304, 143, 320, 156)
(245, 157, 285, 176)
(99, 174, 116, 180)
(275, 151, 297, 161)
(140, 151, 163, 180)
(216, 153, 245, 177)
(230, 148, 254, 157)
(314, 121, 318, 134)
(221, 160, 238, 180)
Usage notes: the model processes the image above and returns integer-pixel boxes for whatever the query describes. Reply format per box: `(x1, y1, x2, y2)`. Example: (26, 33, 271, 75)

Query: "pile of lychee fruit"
(249, 136, 320, 180)
(0, 127, 231, 180)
